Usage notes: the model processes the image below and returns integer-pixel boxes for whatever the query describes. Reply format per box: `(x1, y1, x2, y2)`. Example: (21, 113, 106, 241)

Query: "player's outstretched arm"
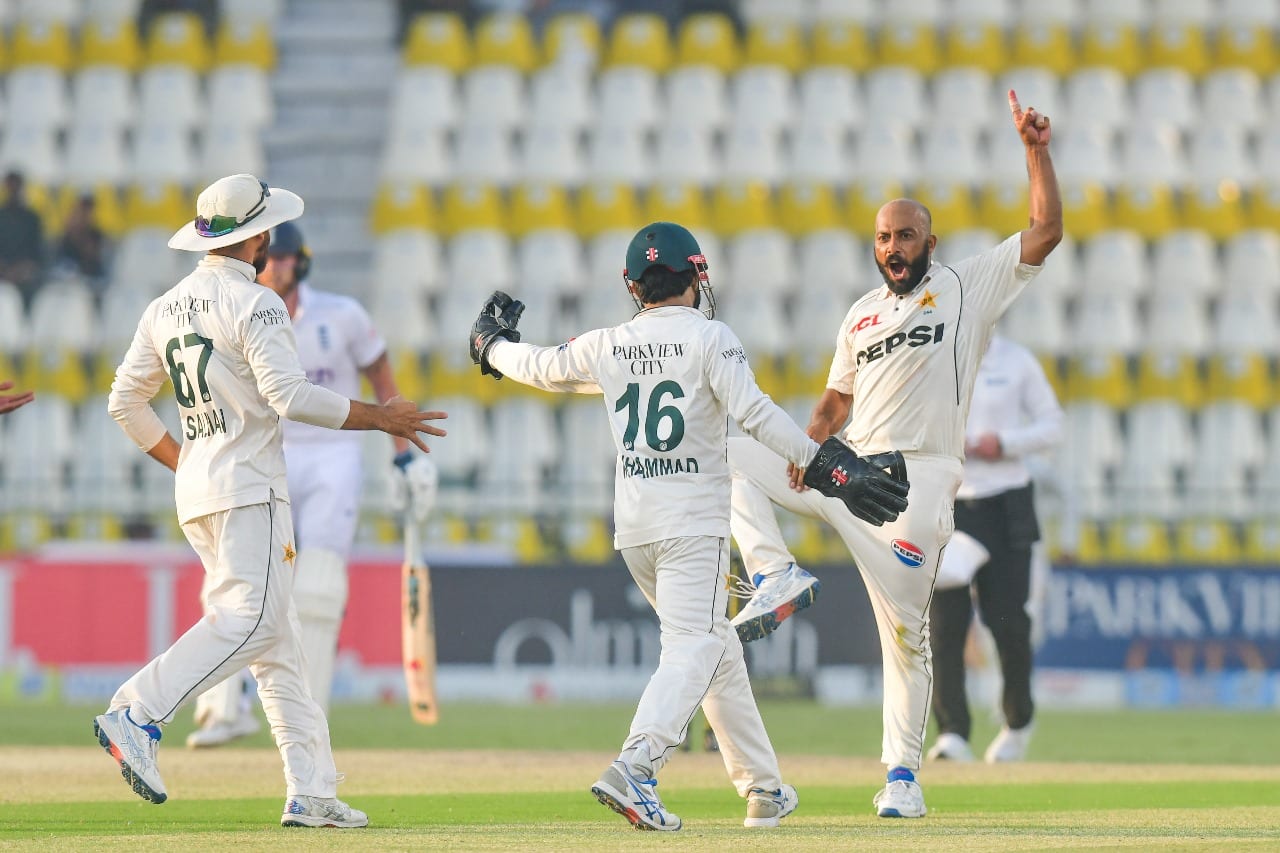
(0, 380, 34, 415)
(470, 290, 525, 379)
(342, 396, 447, 454)
(1008, 89, 1063, 267)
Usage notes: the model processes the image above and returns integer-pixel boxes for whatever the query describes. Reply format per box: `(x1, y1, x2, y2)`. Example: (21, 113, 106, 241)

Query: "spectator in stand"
(139, 0, 218, 38)
(56, 194, 109, 285)
(0, 171, 46, 304)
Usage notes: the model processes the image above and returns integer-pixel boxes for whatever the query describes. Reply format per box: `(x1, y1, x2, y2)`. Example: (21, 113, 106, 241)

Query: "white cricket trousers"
(620, 535, 784, 797)
(728, 437, 962, 771)
(109, 497, 340, 798)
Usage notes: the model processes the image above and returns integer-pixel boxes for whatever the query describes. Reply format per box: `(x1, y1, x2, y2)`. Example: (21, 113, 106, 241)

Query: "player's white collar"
(199, 253, 258, 282)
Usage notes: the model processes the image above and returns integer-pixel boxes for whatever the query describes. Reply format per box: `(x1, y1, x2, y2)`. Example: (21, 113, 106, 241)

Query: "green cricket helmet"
(622, 221, 715, 319)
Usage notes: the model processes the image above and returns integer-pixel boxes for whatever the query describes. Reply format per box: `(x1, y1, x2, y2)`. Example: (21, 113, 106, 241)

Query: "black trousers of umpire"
(930, 483, 1039, 740)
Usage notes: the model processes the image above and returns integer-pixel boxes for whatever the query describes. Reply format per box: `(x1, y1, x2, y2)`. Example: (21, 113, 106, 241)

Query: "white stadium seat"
(461, 65, 526, 131)
(70, 66, 136, 131)
(207, 65, 274, 130)
(1064, 67, 1129, 132)
(452, 123, 516, 186)
(220, 0, 283, 23)
(1118, 124, 1187, 187)
(920, 124, 983, 184)
(99, 287, 152, 355)
(519, 123, 584, 187)
(864, 66, 927, 130)
(198, 121, 267, 185)
(138, 65, 204, 132)
(0, 126, 61, 183)
(786, 122, 852, 185)
(1071, 291, 1141, 355)
(1115, 401, 1194, 518)
(813, 0, 876, 22)
(1055, 401, 1124, 519)
(483, 398, 559, 508)
(1186, 401, 1266, 519)
(654, 124, 717, 185)
(797, 66, 862, 133)
(1, 396, 74, 514)
(0, 281, 27, 354)
(665, 65, 729, 132)
(515, 229, 585, 302)
(931, 67, 994, 133)
(1187, 125, 1254, 185)
(369, 288, 433, 352)
(797, 229, 865, 293)
(1200, 69, 1264, 132)
(6, 66, 70, 131)
(388, 66, 458, 133)
(853, 123, 918, 184)
(129, 123, 196, 184)
(586, 125, 652, 185)
(528, 65, 592, 132)
(560, 400, 615, 511)
(427, 395, 490, 486)
(715, 292, 790, 357)
(29, 280, 96, 350)
(1026, 233, 1076, 302)
(1133, 68, 1198, 131)
(1223, 230, 1280, 295)
(72, 395, 143, 515)
(445, 230, 515, 294)
(1080, 230, 1151, 295)
(382, 125, 449, 185)
(62, 121, 128, 187)
(997, 66, 1063, 122)
(371, 229, 443, 299)
(1145, 291, 1211, 355)
(594, 66, 660, 133)
(729, 65, 795, 133)
(952, 0, 1014, 25)
(999, 286, 1069, 356)
(724, 228, 795, 298)
(1213, 292, 1277, 353)
(1053, 126, 1117, 186)
(940, 228, 1000, 266)
(722, 124, 784, 185)
(1152, 229, 1220, 296)
(111, 228, 185, 296)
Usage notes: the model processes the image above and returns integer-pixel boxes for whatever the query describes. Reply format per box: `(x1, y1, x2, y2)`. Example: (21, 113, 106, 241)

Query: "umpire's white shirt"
(108, 255, 351, 523)
(958, 335, 1064, 500)
(828, 233, 1043, 462)
(281, 283, 387, 446)
(489, 305, 820, 549)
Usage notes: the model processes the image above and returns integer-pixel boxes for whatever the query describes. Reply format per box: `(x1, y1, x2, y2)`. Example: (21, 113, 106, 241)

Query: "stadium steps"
(266, 0, 398, 293)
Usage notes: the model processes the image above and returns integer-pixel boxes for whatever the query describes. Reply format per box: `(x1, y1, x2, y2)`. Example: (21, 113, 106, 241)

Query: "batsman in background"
(100, 173, 446, 826)
(469, 222, 908, 831)
(726, 91, 1062, 819)
(188, 221, 438, 747)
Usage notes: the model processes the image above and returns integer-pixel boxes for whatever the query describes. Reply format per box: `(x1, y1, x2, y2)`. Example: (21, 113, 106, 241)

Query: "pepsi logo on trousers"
(892, 539, 925, 567)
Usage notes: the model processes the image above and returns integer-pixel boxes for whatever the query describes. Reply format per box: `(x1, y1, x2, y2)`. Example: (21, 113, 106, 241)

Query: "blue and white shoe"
(591, 761, 681, 831)
(744, 783, 799, 828)
(874, 767, 926, 818)
(93, 709, 167, 804)
(281, 795, 369, 828)
(730, 564, 821, 643)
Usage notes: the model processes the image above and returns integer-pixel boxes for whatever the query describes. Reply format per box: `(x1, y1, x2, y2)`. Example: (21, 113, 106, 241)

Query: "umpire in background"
(927, 334, 1063, 763)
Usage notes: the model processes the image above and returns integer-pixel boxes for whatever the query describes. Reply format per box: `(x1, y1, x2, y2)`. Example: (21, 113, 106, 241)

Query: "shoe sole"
(281, 815, 368, 828)
(590, 782, 681, 832)
(877, 806, 927, 818)
(93, 718, 167, 804)
(734, 580, 820, 643)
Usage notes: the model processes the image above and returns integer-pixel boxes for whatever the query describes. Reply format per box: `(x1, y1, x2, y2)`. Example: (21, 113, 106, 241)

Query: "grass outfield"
(2, 702, 1278, 850)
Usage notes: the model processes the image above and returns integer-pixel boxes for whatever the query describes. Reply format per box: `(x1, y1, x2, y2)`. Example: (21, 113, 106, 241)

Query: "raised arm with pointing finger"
(1008, 89, 1063, 266)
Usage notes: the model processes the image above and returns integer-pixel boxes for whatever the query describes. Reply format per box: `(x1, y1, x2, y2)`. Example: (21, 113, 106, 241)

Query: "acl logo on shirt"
(891, 539, 926, 567)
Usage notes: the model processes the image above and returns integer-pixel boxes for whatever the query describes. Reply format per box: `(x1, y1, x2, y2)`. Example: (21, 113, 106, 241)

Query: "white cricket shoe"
(874, 777, 927, 818)
(744, 783, 799, 828)
(281, 795, 369, 828)
(730, 563, 821, 643)
(94, 709, 168, 804)
(185, 714, 261, 749)
(591, 761, 681, 831)
(926, 732, 975, 762)
(985, 724, 1033, 763)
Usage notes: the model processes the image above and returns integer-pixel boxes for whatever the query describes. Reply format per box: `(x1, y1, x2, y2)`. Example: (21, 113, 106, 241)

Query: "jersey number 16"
(614, 380, 686, 452)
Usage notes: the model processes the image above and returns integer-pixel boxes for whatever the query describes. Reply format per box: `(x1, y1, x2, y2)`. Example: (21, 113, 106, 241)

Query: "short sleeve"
(343, 299, 387, 369)
(947, 233, 1042, 325)
(825, 303, 860, 394)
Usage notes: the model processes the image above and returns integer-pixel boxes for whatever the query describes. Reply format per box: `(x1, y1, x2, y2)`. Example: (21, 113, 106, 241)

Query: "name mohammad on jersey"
(612, 341, 686, 376)
(855, 323, 946, 369)
(621, 454, 700, 479)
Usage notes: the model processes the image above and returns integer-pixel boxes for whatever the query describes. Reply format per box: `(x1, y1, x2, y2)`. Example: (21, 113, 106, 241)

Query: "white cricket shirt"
(957, 335, 1064, 500)
(281, 284, 387, 445)
(828, 233, 1043, 462)
(488, 305, 821, 548)
(108, 255, 352, 523)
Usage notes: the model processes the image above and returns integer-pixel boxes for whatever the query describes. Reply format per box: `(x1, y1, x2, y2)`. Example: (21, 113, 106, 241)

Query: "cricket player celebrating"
(187, 221, 438, 747)
(97, 173, 447, 827)
(727, 92, 1062, 818)
(468, 222, 908, 831)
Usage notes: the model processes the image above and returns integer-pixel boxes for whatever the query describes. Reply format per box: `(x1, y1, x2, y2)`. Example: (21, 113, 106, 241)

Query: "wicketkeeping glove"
(391, 450, 439, 522)
(803, 437, 910, 526)
(470, 290, 526, 380)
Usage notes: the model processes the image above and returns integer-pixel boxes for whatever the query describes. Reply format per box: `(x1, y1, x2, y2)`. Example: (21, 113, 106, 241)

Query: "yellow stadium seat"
(643, 183, 710, 233)
(0, 512, 55, 552)
(25, 182, 63, 235)
(425, 513, 473, 547)
(509, 184, 573, 237)
(778, 182, 841, 235)
(1038, 353, 1067, 403)
(145, 12, 211, 71)
(1248, 184, 1280, 231)
(944, 22, 1007, 74)
(11, 21, 73, 71)
(1010, 23, 1076, 76)
(876, 23, 940, 75)
(57, 184, 126, 238)
(811, 21, 873, 71)
(478, 516, 554, 564)
(78, 19, 142, 71)
(564, 515, 614, 563)
(711, 182, 776, 236)
(1135, 352, 1205, 408)
(744, 20, 805, 72)
(474, 13, 538, 72)
(1103, 518, 1174, 565)
(1206, 352, 1273, 408)
(404, 13, 471, 71)
(542, 13, 601, 69)
(675, 13, 740, 73)
(1064, 353, 1133, 407)
(844, 180, 906, 238)
(387, 347, 429, 401)
(575, 183, 641, 238)
(1061, 182, 1113, 241)
(978, 183, 1030, 238)
(1114, 184, 1179, 240)
(1147, 23, 1210, 76)
(439, 183, 505, 235)
(1061, 519, 1105, 564)
(1080, 22, 1144, 76)
(605, 14, 673, 72)
(122, 182, 188, 229)
(1243, 519, 1280, 562)
(23, 348, 90, 404)
(213, 20, 276, 70)
(1181, 181, 1247, 240)
(67, 513, 126, 542)
(1175, 519, 1242, 564)
(370, 183, 438, 234)
(912, 183, 977, 237)
(1213, 25, 1277, 75)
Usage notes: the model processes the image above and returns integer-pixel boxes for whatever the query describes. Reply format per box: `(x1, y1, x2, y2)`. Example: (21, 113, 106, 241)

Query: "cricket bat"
(401, 515, 439, 724)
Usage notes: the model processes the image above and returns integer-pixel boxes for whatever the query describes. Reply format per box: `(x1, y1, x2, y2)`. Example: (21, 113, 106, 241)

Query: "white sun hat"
(168, 173, 304, 251)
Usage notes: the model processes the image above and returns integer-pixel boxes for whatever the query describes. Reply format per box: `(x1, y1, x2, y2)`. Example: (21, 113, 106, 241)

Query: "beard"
(877, 248, 931, 295)
(252, 240, 270, 274)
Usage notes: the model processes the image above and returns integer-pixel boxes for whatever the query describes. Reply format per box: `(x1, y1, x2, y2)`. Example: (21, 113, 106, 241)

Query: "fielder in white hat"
(97, 174, 448, 828)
